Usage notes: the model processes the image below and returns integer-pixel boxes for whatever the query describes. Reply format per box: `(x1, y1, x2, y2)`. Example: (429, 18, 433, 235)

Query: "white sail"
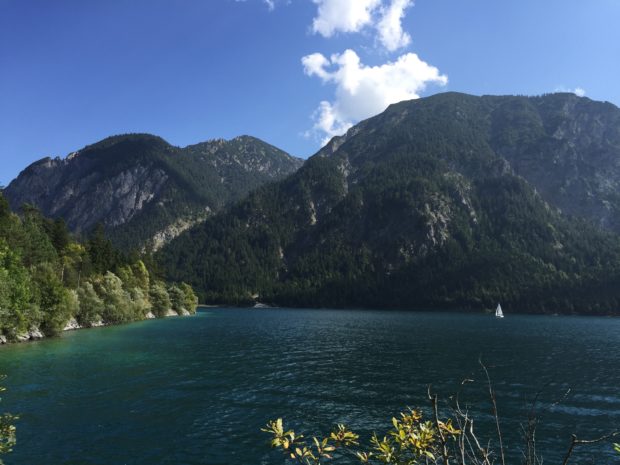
(495, 303, 504, 318)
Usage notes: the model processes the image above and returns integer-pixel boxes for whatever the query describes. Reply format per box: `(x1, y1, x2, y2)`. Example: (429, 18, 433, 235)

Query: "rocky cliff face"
(8, 155, 169, 232)
(4, 134, 303, 250)
(485, 93, 620, 232)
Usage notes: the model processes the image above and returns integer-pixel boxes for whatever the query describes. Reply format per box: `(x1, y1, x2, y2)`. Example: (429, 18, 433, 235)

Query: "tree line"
(0, 193, 197, 342)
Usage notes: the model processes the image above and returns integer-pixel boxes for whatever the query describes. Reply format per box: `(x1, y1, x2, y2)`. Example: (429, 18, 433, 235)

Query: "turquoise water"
(0, 308, 619, 464)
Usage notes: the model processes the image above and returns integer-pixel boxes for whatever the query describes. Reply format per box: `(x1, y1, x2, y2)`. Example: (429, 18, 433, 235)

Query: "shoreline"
(205, 302, 620, 317)
(0, 308, 196, 346)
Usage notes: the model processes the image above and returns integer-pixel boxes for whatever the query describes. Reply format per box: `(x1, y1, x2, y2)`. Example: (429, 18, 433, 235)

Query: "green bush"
(32, 263, 69, 336)
(127, 286, 151, 319)
(0, 240, 34, 337)
(76, 281, 104, 327)
(168, 284, 186, 313)
(96, 272, 133, 323)
(149, 281, 171, 317)
(180, 282, 199, 314)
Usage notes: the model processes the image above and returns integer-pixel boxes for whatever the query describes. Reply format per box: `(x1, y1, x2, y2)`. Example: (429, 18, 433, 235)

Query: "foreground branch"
(561, 432, 620, 465)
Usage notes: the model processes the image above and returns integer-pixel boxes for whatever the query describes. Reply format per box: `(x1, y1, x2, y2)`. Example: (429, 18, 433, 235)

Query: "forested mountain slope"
(158, 92, 620, 314)
(3, 134, 303, 250)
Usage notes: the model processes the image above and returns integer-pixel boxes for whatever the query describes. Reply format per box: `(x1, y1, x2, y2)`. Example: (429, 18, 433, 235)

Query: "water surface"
(0, 308, 619, 464)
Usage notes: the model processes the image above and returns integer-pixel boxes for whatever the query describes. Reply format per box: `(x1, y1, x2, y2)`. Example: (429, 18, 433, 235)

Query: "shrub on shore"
(0, 193, 198, 341)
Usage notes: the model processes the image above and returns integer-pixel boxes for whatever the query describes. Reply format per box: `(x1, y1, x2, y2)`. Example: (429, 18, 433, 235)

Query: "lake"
(0, 308, 619, 464)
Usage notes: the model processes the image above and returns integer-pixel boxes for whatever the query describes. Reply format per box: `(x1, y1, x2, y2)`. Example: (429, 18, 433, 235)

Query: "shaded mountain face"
(318, 92, 620, 232)
(3, 134, 303, 250)
(159, 92, 620, 314)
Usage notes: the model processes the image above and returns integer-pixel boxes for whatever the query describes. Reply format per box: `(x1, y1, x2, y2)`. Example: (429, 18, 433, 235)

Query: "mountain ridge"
(3, 133, 304, 250)
(317, 91, 620, 232)
(158, 92, 620, 314)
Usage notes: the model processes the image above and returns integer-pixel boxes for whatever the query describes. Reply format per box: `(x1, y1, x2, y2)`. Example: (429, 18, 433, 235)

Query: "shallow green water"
(0, 308, 619, 464)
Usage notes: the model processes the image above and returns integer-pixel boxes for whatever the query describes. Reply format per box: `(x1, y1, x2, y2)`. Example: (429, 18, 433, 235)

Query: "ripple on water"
(0, 309, 619, 464)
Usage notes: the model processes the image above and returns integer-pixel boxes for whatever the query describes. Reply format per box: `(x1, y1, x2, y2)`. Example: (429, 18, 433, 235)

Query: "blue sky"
(1, 0, 619, 186)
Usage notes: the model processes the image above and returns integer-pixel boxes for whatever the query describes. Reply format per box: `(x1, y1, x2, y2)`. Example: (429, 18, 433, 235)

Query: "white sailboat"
(495, 303, 504, 318)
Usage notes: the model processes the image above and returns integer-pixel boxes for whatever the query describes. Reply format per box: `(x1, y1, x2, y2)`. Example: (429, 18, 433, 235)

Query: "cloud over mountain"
(302, 50, 447, 143)
(305, 0, 446, 144)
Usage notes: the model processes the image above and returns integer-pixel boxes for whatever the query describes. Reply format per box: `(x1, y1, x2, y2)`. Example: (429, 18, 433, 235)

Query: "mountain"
(158, 92, 620, 314)
(3, 134, 303, 251)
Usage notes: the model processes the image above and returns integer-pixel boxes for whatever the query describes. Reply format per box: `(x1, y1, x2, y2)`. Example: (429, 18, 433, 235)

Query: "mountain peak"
(4, 132, 304, 250)
(79, 133, 171, 153)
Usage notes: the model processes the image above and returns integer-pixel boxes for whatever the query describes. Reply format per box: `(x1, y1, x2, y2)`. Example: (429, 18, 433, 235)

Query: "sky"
(1, 0, 619, 186)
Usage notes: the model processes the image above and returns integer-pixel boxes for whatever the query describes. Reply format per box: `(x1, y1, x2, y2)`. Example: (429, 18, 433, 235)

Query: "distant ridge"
(4, 133, 304, 250)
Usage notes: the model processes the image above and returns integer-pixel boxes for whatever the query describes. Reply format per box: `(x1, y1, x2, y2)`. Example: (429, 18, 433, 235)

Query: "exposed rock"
(147, 210, 211, 252)
(16, 328, 44, 341)
(4, 134, 303, 251)
(253, 303, 272, 309)
(1, 308, 195, 345)
(63, 317, 81, 331)
(308, 200, 317, 225)
(5, 152, 168, 235)
(485, 93, 620, 232)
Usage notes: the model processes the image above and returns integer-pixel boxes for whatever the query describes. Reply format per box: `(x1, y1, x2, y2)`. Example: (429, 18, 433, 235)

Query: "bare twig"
(467, 418, 492, 465)
(451, 377, 492, 465)
(521, 383, 571, 465)
(428, 386, 451, 465)
(479, 359, 505, 465)
(561, 432, 620, 465)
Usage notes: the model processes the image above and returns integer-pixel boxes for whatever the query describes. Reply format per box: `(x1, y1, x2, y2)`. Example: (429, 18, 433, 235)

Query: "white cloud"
(376, 0, 412, 51)
(302, 49, 448, 143)
(234, 0, 278, 11)
(311, 0, 413, 51)
(303, 0, 444, 144)
(574, 87, 586, 97)
(555, 86, 586, 97)
(312, 0, 381, 37)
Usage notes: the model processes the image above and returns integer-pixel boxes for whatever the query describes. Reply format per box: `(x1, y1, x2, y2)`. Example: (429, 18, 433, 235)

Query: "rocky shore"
(0, 308, 194, 345)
